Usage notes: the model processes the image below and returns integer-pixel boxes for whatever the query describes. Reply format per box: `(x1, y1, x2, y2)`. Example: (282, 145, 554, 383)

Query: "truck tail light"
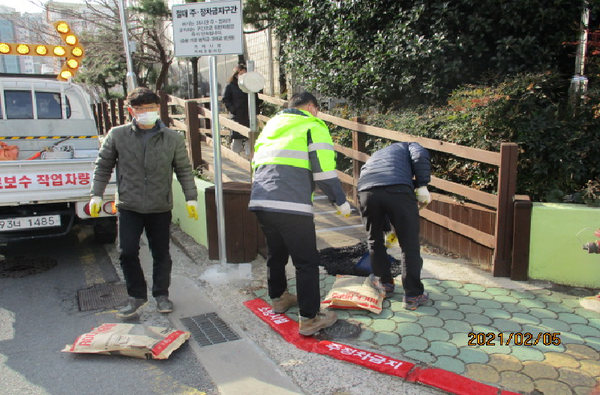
(103, 201, 117, 215)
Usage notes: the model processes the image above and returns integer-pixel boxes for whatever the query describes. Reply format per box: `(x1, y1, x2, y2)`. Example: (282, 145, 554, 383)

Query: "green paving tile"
(451, 296, 478, 305)
(351, 315, 374, 326)
(463, 283, 486, 292)
(471, 324, 497, 335)
(335, 310, 351, 320)
(372, 331, 401, 346)
(536, 341, 566, 354)
(519, 299, 547, 309)
(583, 336, 600, 351)
(357, 328, 376, 341)
(445, 319, 473, 334)
(464, 313, 492, 326)
(428, 299, 458, 311)
(427, 291, 452, 301)
(468, 291, 494, 300)
(488, 287, 512, 296)
(494, 295, 520, 304)
(422, 278, 441, 286)
(438, 280, 465, 289)
(510, 346, 545, 361)
(574, 309, 600, 321)
(545, 302, 576, 314)
(428, 340, 459, 356)
(560, 331, 585, 345)
(376, 308, 394, 319)
(380, 345, 403, 356)
(539, 318, 572, 332)
(432, 356, 465, 374)
(400, 335, 429, 351)
(397, 322, 424, 336)
(437, 309, 465, 321)
(512, 312, 541, 325)
(254, 288, 268, 298)
(485, 308, 512, 319)
(475, 299, 502, 309)
(476, 342, 512, 355)
(540, 293, 567, 304)
(459, 304, 484, 314)
(419, 316, 445, 328)
(413, 306, 439, 316)
(448, 332, 470, 348)
(422, 327, 451, 342)
(529, 308, 558, 319)
(370, 318, 397, 332)
(446, 288, 469, 296)
(491, 318, 522, 333)
(502, 303, 530, 314)
(508, 289, 536, 299)
(390, 311, 418, 323)
(457, 347, 490, 364)
(404, 350, 436, 364)
(570, 323, 600, 338)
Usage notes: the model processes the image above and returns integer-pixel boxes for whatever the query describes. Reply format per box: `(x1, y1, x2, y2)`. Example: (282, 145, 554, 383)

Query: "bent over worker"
(249, 92, 351, 336)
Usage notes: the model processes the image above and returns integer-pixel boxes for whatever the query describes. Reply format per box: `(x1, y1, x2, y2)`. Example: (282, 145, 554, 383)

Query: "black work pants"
(255, 211, 321, 319)
(118, 208, 173, 300)
(358, 184, 424, 297)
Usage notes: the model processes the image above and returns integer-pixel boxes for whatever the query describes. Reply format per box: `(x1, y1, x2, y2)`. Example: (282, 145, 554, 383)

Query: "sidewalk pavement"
(170, 226, 600, 395)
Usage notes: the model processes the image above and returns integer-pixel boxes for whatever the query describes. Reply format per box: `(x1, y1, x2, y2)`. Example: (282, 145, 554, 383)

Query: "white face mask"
(136, 111, 160, 126)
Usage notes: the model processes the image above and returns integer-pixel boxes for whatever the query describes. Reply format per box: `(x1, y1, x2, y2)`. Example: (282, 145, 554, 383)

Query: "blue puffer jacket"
(357, 142, 431, 191)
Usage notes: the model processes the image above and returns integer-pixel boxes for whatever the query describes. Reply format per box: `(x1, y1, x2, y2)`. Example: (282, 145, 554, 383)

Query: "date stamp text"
(468, 332, 562, 346)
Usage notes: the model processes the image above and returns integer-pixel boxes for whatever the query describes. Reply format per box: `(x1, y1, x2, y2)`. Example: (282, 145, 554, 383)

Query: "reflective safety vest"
(249, 108, 346, 216)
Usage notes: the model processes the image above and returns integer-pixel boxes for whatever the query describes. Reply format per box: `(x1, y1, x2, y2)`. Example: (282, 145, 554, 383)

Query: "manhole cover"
(320, 242, 402, 276)
(0, 256, 57, 278)
(315, 319, 362, 340)
(78, 283, 129, 311)
(181, 312, 240, 347)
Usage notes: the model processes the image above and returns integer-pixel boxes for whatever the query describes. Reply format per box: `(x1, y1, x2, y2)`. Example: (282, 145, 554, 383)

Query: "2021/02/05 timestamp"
(468, 332, 562, 346)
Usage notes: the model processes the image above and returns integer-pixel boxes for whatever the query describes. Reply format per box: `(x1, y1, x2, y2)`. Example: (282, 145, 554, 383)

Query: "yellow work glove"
(89, 196, 102, 218)
(415, 186, 431, 209)
(335, 201, 352, 217)
(385, 231, 398, 249)
(186, 200, 198, 220)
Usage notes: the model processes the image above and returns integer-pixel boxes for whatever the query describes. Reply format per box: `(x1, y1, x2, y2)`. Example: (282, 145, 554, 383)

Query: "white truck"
(0, 74, 117, 243)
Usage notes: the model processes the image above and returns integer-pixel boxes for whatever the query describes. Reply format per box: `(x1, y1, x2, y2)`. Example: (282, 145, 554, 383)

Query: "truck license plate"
(0, 215, 61, 231)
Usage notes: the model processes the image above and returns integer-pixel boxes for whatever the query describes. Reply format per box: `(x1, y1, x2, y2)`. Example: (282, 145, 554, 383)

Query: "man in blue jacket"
(357, 142, 432, 310)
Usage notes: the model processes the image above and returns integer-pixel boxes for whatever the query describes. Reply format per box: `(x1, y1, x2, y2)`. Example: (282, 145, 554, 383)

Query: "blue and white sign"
(172, 0, 243, 57)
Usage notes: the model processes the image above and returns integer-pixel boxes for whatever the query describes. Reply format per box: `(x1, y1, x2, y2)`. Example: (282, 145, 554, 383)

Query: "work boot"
(299, 310, 338, 336)
(116, 297, 148, 318)
(155, 296, 174, 313)
(370, 275, 395, 299)
(272, 291, 298, 313)
(402, 291, 430, 310)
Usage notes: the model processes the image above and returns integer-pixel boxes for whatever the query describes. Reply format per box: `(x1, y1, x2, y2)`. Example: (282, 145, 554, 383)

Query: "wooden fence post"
(109, 99, 117, 128)
(117, 98, 126, 125)
(158, 90, 169, 127)
(511, 195, 532, 280)
(92, 103, 100, 132)
(493, 142, 518, 277)
(101, 102, 111, 134)
(185, 100, 203, 169)
(351, 117, 367, 205)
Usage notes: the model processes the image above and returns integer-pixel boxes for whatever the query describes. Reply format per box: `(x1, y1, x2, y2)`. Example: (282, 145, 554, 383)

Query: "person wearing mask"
(249, 91, 352, 336)
(357, 142, 432, 310)
(89, 87, 199, 318)
(222, 62, 254, 157)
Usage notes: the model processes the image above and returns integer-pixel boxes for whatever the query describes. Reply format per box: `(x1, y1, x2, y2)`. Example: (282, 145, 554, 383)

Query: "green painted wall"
(529, 203, 600, 287)
(171, 177, 214, 248)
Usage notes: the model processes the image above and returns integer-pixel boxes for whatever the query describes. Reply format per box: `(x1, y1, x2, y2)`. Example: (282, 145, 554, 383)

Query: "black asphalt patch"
(0, 256, 57, 278)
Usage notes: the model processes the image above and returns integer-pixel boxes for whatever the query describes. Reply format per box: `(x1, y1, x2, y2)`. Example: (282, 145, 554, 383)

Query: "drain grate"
(181, 312, 240, 347)
(316, 320, 362, 341)
(78, 283, 129, 311)
(0, 256, 57, 278)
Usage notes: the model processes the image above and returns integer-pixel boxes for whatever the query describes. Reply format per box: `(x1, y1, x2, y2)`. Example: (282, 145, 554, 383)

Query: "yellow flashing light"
(71, 47, 83, 57)
(55, 22, 70, 34)
(65, 34, 77, 46)
(17, 44, 30, 55)
(35, 45, 48, 55)
(53, 46, 66, 56)
(66, 59, 79, 69)
(0, 43, 10, 54)
(60, 70, 73, 80)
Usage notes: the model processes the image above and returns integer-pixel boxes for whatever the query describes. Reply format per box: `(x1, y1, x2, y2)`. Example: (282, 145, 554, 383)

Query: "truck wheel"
(94, 218, 117, 244)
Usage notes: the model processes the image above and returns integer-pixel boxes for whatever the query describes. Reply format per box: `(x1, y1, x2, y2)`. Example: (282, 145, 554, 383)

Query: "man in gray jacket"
(357, 142, 432, 310)
(90, 88, 198, 318)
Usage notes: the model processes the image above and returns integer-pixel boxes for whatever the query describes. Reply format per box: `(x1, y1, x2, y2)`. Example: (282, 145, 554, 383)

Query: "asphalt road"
(0, 225, 216, 395)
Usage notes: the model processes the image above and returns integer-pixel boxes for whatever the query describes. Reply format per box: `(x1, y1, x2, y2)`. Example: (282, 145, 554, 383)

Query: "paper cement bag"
(62, 323, 190, 360)
(321, 274, 386, 314)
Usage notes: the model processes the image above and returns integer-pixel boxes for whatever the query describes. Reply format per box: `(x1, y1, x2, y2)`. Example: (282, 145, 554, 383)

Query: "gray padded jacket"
(91, 121, 197, 213)
(357, 142, 431, 192)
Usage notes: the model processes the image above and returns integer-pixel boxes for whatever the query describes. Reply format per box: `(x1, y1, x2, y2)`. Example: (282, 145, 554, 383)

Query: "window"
(36, 92, 63, 119)
(5, 91, 33, 119)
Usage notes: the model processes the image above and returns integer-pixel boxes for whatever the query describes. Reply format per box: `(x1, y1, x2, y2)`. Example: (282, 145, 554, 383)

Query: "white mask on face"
(136, 111, 160, 126)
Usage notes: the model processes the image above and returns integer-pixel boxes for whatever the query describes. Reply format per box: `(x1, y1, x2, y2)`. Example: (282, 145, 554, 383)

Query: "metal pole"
(209, 55, 227, 265)
(118, 0, 137, 91)
(247, 60, 257, 137)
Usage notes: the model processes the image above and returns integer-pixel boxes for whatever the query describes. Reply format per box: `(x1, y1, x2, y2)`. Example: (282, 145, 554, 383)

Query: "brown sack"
(321, 274, 386, 314)
(62, 323, 191, 360)
(0, 141, 19, 161)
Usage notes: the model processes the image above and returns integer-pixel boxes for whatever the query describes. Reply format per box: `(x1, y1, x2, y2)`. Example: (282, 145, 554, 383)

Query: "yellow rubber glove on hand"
(186, 200, 198, 220)
(89, 196, 102, 218)
(385, 231, 398, 249)
(415, 186, 431, 209)
(335, 201, 352, 217)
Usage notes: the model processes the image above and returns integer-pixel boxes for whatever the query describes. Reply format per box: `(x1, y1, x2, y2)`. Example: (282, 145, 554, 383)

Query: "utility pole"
(118, 0, 137, 92)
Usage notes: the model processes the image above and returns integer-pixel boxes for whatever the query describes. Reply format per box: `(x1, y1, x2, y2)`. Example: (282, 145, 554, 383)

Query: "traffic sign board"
(172, 0, 243, 57)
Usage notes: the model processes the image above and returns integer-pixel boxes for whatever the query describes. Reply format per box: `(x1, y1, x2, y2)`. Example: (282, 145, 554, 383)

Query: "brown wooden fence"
(92, 92, 532, 279)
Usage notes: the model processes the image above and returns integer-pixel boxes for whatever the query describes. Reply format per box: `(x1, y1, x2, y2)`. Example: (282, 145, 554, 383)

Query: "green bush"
(331, 72, 600, 202)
